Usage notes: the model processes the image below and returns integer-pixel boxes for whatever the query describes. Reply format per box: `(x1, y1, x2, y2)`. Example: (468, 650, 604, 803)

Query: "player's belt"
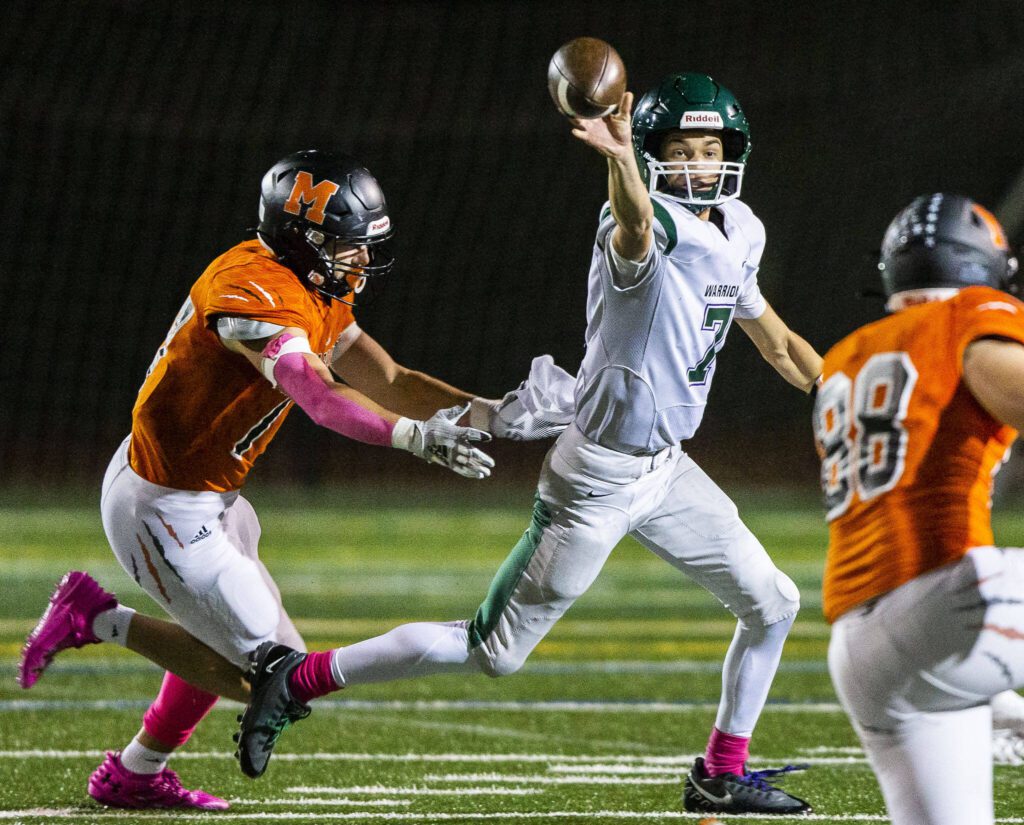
(555, 425, 682, 482)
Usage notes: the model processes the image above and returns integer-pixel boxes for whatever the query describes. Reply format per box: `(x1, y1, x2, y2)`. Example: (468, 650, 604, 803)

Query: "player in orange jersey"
(19, 150, 567, 810)
(813, 194, 1024, 825)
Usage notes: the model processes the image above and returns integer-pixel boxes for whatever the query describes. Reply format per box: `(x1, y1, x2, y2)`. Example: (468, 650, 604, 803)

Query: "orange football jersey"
(815, 286, 1024, 623)
(130, 240, 356, 492)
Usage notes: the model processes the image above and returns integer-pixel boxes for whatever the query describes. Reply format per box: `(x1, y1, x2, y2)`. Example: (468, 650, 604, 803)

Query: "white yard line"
(422, 773, 679, 785)
(1, 809, 1024, 822)
(525, 661, 829, 674)
(228, 799, 412, 807)
(0, 750, 850, 765)
(546, 760, 868, 774)
(0, 658, 829, 675)
(799, 746, 864, 754)
(368, 714, 654, 752)
(288, 786, 545, 796)
(0, 698, 844, 713)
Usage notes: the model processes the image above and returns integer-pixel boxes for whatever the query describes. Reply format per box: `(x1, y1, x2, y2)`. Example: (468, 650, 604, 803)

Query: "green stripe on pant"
(468, 494, 552, 648)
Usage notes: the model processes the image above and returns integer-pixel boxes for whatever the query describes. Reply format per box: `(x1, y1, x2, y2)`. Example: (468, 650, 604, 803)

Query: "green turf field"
(3, 487, 1024, 823)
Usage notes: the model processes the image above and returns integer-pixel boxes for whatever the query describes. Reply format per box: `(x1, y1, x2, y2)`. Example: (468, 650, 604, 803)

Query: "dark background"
(2, 0, 1024, 491)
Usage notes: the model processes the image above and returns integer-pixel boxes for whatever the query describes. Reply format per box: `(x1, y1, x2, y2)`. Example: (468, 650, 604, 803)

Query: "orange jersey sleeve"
(815, 286, 1024, 622)
(129, 240, 356, 492)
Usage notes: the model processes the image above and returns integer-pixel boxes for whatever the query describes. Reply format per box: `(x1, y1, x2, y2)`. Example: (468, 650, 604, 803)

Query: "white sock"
(715, 613, 795, 736)
(92, 606, 136, 647)
(120, 735, 170, 774)
(331, 620, 479, 687)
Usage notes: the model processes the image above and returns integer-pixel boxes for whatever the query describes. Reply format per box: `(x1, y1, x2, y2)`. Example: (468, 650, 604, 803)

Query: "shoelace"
(739, 763, 809, 792)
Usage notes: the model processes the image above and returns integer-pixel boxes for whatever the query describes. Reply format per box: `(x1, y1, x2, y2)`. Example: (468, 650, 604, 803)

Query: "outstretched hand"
(416, 405, 495, 479)
(570, 91, 634, 159)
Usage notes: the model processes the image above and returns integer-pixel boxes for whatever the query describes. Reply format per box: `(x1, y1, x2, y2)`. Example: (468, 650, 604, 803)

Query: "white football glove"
(469, 355, 576, 441)
(993, 729, 1024, 766)
(992, 690, 1024, 765)
(392, 405, 494, 479)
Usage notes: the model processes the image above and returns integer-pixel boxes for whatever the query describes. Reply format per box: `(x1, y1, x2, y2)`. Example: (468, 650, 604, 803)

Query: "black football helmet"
(257, 150, 395, 302)
(879, 193, 1018, 302)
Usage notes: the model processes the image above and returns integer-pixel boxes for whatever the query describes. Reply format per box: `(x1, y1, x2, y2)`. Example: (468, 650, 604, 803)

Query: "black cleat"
(682, 757, 812, 815)
(235, 641, 310, 779)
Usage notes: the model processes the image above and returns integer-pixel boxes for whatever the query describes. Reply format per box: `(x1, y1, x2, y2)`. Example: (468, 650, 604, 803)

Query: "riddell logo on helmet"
(368, 216, 391, 236)
(680, 111, 724, 129)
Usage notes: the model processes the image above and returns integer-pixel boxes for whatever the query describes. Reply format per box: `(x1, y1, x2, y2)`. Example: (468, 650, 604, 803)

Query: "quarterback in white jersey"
(577, 188, 768, 453)
(235, 74, 824, 815)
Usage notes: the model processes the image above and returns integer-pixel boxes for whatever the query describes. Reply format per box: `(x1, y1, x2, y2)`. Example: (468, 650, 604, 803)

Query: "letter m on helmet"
(283, 171, 341, 225)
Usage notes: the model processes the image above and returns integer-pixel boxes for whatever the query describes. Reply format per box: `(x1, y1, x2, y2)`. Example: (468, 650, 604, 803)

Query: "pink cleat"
(88, 751, 229, 810)
(19, 571, 118, 688)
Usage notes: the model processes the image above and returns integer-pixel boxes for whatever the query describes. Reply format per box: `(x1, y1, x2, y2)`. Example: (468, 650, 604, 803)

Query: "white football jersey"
(574, 194, 767, 455)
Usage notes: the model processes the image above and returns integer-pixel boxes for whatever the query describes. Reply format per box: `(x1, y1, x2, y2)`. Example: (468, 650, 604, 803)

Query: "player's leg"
(124, 614, 250, 700)
(228, 495, 306, 653)
(254, 491, 629, 695)
(861, 706, 992, 825)
(324, 443, 633, 686)
(237, 439, 635, 777)
(830, 620, 993, 825)
(18, 569, 239, 696)
(272, 485, 627, 705)
(630, 454, 805, 813)
(88, 447, 288, 807)
(115, 495, 290, 764)
(828, 545, 1024, 824)
(829, 595, 991, 823)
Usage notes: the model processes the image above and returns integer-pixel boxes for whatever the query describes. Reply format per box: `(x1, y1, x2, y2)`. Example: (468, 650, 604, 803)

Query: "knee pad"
(751, 571, 800, 628)
(475, 638, 528, 678)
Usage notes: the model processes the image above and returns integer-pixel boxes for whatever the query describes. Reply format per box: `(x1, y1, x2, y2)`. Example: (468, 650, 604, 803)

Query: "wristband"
(391, 417, 418, 452)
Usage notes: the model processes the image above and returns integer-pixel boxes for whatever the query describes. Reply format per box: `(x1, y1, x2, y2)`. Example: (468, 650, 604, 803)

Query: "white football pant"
(100, 437, 303, 667)
(829, 545, 1024, 825)
(334, 424, 800, 737)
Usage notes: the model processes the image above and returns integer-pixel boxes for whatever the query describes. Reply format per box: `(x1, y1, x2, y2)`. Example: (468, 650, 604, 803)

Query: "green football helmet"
(632, 73, 751, 213)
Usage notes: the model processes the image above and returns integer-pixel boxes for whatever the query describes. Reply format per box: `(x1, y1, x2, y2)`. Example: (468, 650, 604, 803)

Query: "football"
(546, 37, 626, 119)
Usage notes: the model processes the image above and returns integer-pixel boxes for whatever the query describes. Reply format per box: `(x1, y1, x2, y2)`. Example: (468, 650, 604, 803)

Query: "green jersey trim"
(651, 201, 678, 255)
(599, 203, 677, 256)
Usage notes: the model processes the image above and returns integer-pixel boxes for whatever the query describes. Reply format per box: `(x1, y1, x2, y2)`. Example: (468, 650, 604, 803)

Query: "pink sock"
(704, 726, 750, 777)
(142, 672, 219, 749)
(288, 651, 339, 704)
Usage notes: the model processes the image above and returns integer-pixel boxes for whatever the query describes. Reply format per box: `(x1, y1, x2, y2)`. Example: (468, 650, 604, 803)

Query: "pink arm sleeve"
(264, 337, 395, 447)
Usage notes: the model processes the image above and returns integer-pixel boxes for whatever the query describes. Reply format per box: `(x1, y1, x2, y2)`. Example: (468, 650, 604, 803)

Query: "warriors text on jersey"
(574, 195, 767, 455)
(130, 240, 356, 492)
(814, 286, 1024, 622)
